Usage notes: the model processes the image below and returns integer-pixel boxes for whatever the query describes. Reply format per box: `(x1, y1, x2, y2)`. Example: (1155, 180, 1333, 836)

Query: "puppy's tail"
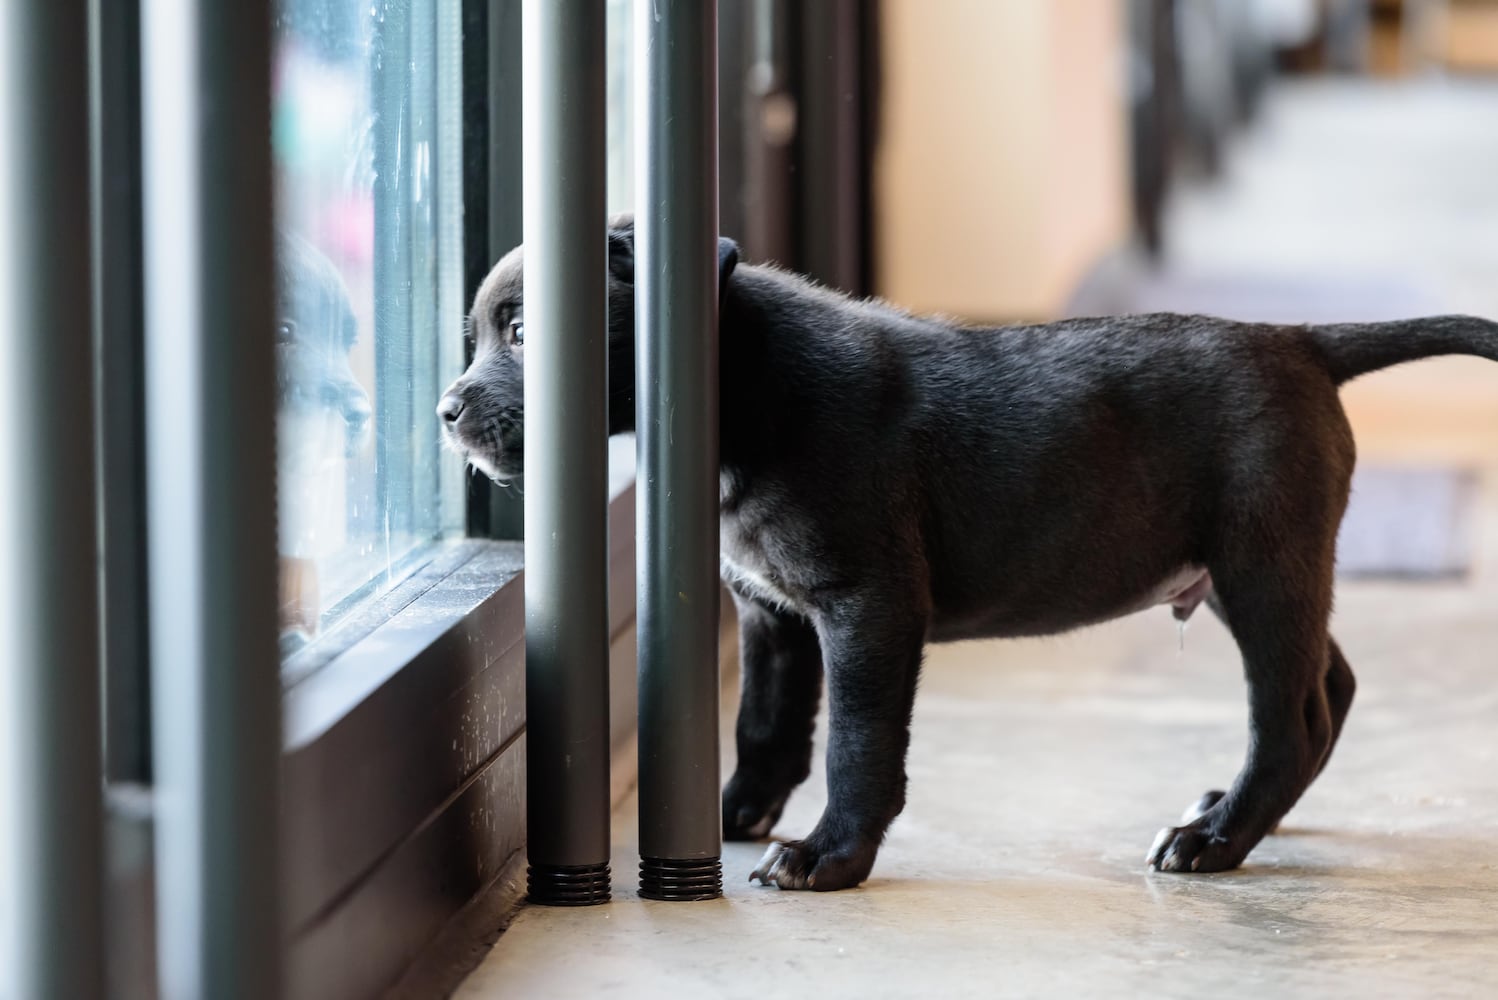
(1308, 315, 1498, 385)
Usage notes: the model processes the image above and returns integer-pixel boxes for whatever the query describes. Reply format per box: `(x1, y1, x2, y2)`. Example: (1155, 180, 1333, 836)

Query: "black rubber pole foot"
(527, 862, 611, 906)
(638, 857, 723, 901)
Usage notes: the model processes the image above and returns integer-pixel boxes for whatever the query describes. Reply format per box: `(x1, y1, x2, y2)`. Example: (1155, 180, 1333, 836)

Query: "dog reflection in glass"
(274, 231, 371, 641)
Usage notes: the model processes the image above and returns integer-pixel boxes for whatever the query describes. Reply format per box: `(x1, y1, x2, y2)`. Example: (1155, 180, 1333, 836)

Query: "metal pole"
(140, 1, 282, 996)
(521, 0, 612, 907)
(635, 0, 723, 901)
(91, 0, 154, 786)
(0, 1, 105, 995)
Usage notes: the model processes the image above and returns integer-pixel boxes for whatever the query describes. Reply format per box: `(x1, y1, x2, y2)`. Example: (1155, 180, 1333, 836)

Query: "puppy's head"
(275, 232, 372, 458)
(438, 215, 739, 481)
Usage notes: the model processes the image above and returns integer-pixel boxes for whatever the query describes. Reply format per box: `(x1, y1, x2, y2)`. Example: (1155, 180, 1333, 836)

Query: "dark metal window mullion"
(91, 0, 154, 786)
(2, 2, 106, 996)
(464, 0, 525, 540)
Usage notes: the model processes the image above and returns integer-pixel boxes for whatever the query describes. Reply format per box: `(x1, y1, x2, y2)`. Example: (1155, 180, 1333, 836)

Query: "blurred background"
(770, 0, 1498, 328)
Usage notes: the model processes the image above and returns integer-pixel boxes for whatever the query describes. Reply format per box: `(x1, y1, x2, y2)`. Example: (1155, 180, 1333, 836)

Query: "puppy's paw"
(1146, 821, 1241, 873)
(1179, 789, 1226, 825)
(722, 769, 793, 841)
(1179, 789, 1280, 836)
(748, 834, 876, 891)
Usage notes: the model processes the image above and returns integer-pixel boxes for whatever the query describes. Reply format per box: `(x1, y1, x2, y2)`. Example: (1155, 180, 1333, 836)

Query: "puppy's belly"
(1119, 564, 1214, 621)
(930, 563, 1213, 642)
(720, 520, 1213, 636)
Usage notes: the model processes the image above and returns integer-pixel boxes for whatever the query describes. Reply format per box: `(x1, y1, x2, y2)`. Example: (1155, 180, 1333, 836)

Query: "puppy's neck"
(717, 266, 807, 474)
(611, 263, 827, 478)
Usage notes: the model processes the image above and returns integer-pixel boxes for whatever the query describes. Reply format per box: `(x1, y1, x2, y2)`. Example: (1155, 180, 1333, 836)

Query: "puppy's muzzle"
(437, 392, 465, 427)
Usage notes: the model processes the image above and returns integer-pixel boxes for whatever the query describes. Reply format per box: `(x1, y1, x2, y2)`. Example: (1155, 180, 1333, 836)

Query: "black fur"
(440, 218, 1498, 890)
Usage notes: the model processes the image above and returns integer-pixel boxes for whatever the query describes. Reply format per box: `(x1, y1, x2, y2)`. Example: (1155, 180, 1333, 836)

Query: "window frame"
(94, 0, 153, 787)
(95, 0, 875, 993)
(268, 2, 584, 993)
(92, 2, 612, 994)
(275, 0, 644, 993)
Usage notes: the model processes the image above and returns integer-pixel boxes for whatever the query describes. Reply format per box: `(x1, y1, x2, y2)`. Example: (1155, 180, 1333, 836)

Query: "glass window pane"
(606, 0, 635, 216)
(272, 0, 462, 655)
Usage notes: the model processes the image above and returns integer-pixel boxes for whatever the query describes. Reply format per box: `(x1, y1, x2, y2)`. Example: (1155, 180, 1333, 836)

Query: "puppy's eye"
(277, 321, 297, 345)
(510, 320, 524, 346)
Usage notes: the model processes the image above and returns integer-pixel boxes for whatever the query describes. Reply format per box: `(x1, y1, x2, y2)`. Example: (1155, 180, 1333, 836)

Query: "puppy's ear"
(607, 217, 635, 282)
(717, 236, 740, 310)
(609, 221, 737, 298)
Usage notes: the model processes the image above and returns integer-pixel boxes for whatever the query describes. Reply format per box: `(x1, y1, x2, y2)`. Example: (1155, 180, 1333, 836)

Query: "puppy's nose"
(437, 393, 465, 425)
(345, 397, 372, 437)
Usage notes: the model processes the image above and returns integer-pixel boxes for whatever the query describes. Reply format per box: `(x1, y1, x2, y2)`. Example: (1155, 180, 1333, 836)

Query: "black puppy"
(440, 218, 1498, 891)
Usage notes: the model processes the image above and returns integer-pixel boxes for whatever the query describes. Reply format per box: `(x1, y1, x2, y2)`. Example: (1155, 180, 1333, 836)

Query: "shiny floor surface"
(457, 79, 1498, 999)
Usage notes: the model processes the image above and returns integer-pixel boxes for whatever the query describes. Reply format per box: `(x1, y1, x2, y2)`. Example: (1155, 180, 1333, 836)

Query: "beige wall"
(875, 0, 1130, 321)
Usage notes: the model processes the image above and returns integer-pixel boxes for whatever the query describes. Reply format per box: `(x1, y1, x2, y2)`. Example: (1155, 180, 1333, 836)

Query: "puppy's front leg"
(723, 593, 824, 840)
(750, 600, 926, 891)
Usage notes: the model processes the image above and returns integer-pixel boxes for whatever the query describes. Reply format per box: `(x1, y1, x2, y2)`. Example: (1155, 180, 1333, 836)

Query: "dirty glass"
(272, 0, 464, 655)
(606, 0, 635, 215)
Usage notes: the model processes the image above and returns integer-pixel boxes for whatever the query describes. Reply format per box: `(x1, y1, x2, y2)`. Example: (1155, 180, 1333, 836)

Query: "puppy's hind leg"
(723, 593, 824, 840)
(1315, 639, 1357, 779)
(1179, 611, 1357, 827)
(1148, 553, 1339, 873)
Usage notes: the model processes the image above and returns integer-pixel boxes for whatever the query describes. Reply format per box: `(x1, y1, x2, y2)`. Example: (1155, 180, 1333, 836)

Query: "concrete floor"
(456, 80, 1498, 999)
